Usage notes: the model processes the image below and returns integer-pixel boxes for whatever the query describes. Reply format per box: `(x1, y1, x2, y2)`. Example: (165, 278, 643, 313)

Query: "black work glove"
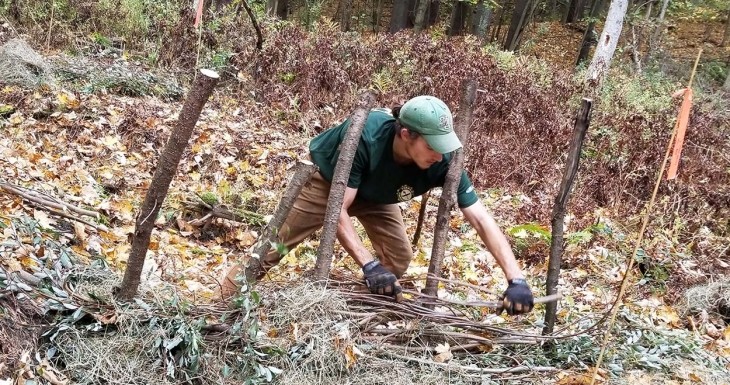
(362, 260, 401, 297)
(500, 278, 534, 315)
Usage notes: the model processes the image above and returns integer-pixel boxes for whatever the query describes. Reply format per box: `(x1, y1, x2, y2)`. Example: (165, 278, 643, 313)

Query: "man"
(222, 95, 534, 315)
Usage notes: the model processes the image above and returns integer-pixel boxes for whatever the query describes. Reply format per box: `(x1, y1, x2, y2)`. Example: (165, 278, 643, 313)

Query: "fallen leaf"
(433, 351, 452, 363)
(33, 209, 55, 229)
(74, 222, 87, 242)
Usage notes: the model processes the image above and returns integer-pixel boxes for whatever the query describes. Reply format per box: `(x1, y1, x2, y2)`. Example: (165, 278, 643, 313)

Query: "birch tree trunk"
(117, 70, 219, 301)
(587, 0, 628, 83)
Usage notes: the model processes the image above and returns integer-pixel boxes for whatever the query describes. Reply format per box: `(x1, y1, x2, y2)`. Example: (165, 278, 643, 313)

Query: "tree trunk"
(373, 0, 384, 32)
(644, 0, 653, 19)
(340, 0, 354, 31)
(414, 0, 430, 32)
(576, 0, 604, 66)
(471, 0, 493, 40)
(239, 0, 264, 50)
(504, 0, 531, 51)
(491, 0, 508, 43)
(447, 0, 470, 36)
(314, 92, 376, 280)
(266, 0, 288, 19)
(723, 10, 730, 47)
(543, 98, 592, 335)
(423, 80, 477, 299)
(116, 70, 219, 301)
(548, 0, 559, 19)
(649, 0, 670, 52)
(390, 0, 410, 32)
(564, 0, 585, 23)
(428, 0, 440, 27)
(587, 0, 628, 83)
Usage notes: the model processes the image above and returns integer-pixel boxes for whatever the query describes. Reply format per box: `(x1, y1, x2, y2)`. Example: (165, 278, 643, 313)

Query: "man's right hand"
(362, 260, 401, 298)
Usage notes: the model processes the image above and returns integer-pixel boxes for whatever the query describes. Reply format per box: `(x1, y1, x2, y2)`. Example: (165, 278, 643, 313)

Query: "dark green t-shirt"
(309, 110, 479, 208)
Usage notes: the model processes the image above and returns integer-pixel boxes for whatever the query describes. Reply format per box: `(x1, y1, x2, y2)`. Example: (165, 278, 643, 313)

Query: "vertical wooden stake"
(246, 159, 317, 280)
(423, 80, 477, 300)
(543, 97, 592, 335)
(116, 69, 219, 301)
(313, 92, 376, 280)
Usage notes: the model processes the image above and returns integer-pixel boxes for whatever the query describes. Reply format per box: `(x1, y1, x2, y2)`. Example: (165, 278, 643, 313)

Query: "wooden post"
(117, 69, 219, 301)
(423, 80, 477, 299)
(412, 191, 430, 246)
(543, 97, 592, 334)
(246, 159, 318, 280)
(313, 92, 376, 280)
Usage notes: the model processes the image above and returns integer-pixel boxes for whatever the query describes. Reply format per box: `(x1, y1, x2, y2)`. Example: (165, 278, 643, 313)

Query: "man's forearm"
(336, 210, 375, 268)
(462, 201, 525, 281)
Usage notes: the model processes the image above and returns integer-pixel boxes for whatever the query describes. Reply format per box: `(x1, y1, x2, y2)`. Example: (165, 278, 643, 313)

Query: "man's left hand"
(501, 278, 534, 315)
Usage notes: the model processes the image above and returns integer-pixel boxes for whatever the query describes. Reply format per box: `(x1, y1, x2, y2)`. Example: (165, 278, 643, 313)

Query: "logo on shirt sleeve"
(397, 185, 414, 202)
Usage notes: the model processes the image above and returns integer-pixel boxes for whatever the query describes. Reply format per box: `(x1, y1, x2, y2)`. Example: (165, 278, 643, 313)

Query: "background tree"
(576, 0, 606, 66)
(267, 0, 288, 19)
(340, 0, 354, 31)
(720, 8, 730, 47)
(448, 0, 471, 36)
(414, 0, 430, 32)
(504, 0, 531, 50)
(564, 0, 586, 23)
(390, 0, 415, 32)
(587, 0, 629, 83)
(471, 0, 494, 40)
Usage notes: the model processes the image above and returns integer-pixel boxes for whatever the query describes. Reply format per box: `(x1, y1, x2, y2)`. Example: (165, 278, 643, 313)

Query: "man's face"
(407, 134, 443, 169)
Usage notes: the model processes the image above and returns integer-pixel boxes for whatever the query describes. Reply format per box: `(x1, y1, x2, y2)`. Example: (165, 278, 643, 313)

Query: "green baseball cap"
(398, 95, 462, 154)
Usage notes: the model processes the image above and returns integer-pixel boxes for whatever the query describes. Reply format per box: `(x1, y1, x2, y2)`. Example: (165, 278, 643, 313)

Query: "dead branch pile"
(0, 38, 52, 88)
(680, 280, 730, 320)
(32, 266, 559, 385)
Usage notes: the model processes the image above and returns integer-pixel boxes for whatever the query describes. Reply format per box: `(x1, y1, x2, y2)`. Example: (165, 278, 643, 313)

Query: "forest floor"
(1, 17, 729, 385)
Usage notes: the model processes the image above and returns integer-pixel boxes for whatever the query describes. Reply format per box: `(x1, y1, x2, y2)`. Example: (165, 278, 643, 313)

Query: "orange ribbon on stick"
(194, 0, 205, 28)
(667, 87, 693, 180)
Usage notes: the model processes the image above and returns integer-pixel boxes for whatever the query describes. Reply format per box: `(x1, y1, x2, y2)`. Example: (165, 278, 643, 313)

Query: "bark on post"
(246, 160, 318, 280)
(117, 69, 219, 301)
(543, 98, 592, 335)
(423, 80, 477, 299)
(314, 92, 376, 280)
(412, 191, 430, 246)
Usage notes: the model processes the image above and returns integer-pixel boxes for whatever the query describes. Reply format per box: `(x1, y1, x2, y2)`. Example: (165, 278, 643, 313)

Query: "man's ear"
(397, 127, 409, 140)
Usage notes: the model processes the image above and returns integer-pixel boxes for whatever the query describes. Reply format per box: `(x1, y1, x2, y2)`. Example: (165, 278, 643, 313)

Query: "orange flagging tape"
(667, 87, 693, 180)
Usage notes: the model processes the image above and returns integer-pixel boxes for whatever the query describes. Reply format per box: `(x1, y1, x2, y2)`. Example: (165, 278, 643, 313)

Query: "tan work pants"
(221, 172, 413, 297)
